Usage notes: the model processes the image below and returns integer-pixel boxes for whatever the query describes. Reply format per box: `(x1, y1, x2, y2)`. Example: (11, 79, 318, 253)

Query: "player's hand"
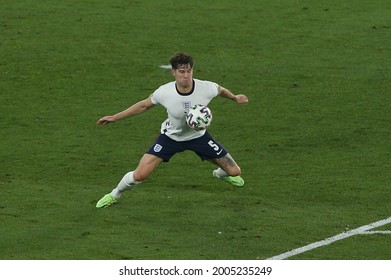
(97, 116, 116, 125)
(234, 94, 249, 104)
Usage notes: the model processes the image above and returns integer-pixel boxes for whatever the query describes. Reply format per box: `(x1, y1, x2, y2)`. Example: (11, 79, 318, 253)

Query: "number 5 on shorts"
(208, 140, 219, 151)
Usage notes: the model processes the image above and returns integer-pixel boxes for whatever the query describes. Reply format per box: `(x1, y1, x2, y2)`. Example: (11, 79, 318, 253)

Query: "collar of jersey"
(176, 79, 195, 96)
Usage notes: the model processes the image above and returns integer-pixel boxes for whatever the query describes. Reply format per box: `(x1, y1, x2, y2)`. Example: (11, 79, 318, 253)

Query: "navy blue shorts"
(146, 132, 228, 162)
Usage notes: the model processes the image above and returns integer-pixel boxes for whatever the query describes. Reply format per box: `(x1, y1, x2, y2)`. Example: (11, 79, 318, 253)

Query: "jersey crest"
(153, 144, 163, 152)
(182, 101, 191, 113)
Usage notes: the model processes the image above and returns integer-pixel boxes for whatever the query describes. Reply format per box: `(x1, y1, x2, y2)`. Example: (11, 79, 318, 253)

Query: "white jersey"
(150, 78, 219, 141)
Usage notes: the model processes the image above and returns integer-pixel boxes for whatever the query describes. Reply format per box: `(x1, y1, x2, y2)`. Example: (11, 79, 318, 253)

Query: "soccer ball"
(185, 104, 213, 131)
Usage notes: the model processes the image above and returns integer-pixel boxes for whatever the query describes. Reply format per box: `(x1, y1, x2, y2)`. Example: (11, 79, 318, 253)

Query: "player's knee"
(228, 165, 241, 177)
(133, 170, 148, 182)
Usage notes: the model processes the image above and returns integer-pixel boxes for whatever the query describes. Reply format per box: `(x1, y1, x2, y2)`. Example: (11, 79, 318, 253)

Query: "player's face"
(172, 64, 193, 90)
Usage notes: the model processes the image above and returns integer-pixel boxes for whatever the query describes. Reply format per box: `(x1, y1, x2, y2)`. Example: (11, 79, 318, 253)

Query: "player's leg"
(209, 154, 245, 187)
(190, 131, 244, 187)
(112, 154, 163, 198)
(110, 133, 182, 200)
(96, 133, 178, 208)
(133, 153, 164, 181)
(210, 153, 241, 177)
(96, 154, 162, 208)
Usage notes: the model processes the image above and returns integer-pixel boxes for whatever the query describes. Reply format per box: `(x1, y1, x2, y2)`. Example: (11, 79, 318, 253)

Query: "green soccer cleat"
(96, 193, 117, 208)
(213, 170, 245, 187)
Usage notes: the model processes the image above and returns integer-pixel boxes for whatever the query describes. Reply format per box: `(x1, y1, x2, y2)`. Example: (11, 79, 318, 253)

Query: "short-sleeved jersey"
(150, 78, 219, 141)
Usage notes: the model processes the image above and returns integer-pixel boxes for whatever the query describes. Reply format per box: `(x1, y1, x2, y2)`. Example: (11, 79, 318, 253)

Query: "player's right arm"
(97, 96, 155, 125)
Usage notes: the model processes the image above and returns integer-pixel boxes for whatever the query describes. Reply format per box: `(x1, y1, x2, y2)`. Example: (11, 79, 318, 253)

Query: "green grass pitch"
(1, 0, 390, 259)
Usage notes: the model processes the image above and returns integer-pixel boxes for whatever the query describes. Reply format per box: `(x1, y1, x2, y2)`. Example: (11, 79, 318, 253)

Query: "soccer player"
(96, 52, 249, 208)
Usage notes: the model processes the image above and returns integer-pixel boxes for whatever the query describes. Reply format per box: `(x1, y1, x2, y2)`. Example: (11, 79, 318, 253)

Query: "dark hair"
(170, 52, 193, 69)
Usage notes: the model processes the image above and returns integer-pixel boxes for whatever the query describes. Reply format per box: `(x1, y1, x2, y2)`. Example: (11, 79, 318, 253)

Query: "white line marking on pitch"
(267, 216, 391, 260)
(359, 230, 391, 235)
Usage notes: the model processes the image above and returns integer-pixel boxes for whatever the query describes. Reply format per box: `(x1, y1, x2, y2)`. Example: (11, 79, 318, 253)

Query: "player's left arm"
(217, 85, 248, 104)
